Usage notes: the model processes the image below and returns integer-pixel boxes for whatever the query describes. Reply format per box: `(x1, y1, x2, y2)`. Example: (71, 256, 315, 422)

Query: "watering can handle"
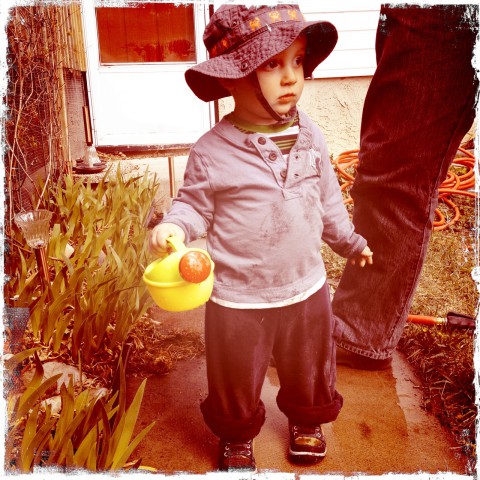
(166, 235, 187, 254)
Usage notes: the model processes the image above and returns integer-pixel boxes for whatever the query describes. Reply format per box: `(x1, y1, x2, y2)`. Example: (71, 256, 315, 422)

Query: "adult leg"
(332, 5, 478, 360)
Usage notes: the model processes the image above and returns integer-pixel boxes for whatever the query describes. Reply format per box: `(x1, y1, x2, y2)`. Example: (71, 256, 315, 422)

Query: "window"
(96, 3, 196, 64)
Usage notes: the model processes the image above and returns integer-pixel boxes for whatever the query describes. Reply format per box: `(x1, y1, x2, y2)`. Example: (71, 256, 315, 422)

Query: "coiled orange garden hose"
(334, 146, 477, 231)
(333, 147, 478, 328)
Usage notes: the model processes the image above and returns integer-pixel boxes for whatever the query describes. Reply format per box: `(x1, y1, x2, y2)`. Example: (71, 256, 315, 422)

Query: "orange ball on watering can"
(143, 236, 214, 312)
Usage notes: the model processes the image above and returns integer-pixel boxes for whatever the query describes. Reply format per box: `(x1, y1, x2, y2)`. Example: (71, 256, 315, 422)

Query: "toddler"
(149, 3, 372, 472)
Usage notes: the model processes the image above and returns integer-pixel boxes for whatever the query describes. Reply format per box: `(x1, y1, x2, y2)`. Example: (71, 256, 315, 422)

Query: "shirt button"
(280, 169, 287, 179)
(258, 137, 266, 145)
(268, 152, 277, 161)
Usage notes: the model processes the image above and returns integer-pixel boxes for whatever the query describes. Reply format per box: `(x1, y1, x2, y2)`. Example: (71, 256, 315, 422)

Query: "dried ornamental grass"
(398, 325, 475, 471)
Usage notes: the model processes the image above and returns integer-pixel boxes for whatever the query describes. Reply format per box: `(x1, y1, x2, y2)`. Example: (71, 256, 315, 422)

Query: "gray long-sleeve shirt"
(162, 110, 367, 306)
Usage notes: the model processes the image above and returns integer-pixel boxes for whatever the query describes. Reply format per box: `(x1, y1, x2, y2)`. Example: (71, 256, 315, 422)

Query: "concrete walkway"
(127, 303, 467, 476)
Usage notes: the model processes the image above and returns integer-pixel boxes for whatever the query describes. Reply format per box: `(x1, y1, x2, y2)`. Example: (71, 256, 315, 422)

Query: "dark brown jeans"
(200, 283, 343, 441)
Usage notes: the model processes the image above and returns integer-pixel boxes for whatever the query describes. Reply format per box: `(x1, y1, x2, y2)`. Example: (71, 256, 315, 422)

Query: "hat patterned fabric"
(208, 7, 304, 58)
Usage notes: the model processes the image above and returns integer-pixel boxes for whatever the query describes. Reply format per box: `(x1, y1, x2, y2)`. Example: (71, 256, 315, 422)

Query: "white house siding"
(299, 0, 381, 78)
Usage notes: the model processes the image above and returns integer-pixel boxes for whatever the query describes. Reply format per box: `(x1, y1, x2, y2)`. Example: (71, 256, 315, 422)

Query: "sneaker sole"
(222, 466, 258, 473)
(288, 448, 327, 463)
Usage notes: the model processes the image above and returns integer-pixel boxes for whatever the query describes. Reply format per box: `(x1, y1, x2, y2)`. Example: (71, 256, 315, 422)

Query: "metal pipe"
(34, 247, 50, 287)
(168, 156, 176, 197)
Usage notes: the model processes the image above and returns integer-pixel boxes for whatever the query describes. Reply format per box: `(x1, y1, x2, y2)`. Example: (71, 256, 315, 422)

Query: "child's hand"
(149, 223, 186, 257)
(349, 245, 373, 268)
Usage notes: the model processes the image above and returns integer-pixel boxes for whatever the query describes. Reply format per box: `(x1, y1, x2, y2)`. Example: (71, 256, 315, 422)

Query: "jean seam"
(392, 85, 478, 345)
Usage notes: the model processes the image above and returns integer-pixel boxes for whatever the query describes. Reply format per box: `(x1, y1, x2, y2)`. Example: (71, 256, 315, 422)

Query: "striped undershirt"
(226, 112, 300, 158)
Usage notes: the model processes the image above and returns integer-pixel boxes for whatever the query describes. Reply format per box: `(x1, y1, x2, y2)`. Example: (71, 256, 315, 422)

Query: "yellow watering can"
(143, 236, 214, 312)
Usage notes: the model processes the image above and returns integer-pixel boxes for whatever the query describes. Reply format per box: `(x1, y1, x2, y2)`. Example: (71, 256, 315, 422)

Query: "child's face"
(230, 35, 307, 125)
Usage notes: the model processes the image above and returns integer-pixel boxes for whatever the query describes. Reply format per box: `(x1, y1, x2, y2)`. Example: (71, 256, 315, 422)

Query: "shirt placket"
(251, 134, 288, 187)
(250, 127, 314, 192)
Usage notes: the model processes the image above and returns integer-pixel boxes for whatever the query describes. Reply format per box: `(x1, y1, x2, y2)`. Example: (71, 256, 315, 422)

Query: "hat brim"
(185, 20, 338, 102)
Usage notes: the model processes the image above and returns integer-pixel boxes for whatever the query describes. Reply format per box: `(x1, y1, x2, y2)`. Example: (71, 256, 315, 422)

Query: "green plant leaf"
(73, 420, 99, 468)
(20, 403, 41, 470)
(5, 348, 40, 371)
(32, 407, 56, 467)
(95, 397, 112, 470)
(20, 404, 56, 472)
(17, 374, 62, 420)
(43, 289, 74, 345)
(108, 244, 124, 273)
(111, 421, 155, 470)
(16, 247, 31, 293)
(46, 381, 75, 463)
(73, 400, 118, 467)
(25, 292, 43, 337)
(55, 408, 88, 466)
(50, 263, 69, 293)
(16, 352, 62, 418)
(86, 440, 98, 470)
(110, 379, 148, 469)
(65, 440, 75, 468)
(8, 169, 161, 471)
(18, 352, 44, 407)
(52, 308, 74, 352)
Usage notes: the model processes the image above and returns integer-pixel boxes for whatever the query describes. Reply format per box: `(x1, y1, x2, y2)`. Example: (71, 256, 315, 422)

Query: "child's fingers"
(149, 230, 169, 255)
(350, 255, 373, 267)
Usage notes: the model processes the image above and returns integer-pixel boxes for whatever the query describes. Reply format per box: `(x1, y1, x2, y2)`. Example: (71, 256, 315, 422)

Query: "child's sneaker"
(288, 424, 327, 464)
(218, 439, 256, 472)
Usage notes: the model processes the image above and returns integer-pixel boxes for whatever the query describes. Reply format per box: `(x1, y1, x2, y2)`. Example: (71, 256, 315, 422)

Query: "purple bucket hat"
(185, 4, 338, 102)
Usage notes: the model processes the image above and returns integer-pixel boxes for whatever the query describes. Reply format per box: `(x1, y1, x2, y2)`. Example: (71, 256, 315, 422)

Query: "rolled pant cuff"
(200, 398, 266, 441)
(276, 390, 343, 426)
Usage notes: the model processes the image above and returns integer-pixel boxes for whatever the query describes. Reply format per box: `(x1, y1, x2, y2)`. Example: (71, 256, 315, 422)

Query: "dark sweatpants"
(200, 283, 343, 441)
